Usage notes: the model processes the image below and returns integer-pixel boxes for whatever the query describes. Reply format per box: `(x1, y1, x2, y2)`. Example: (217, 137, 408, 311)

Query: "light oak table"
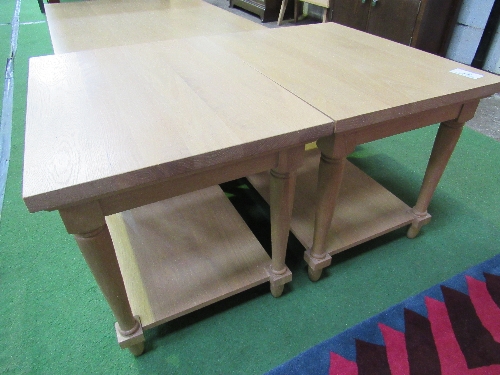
(44, 0, 264, 54)
(25, 8, 500, 354)
(23, 38, 333, 355)
(206, 22, 500, 280)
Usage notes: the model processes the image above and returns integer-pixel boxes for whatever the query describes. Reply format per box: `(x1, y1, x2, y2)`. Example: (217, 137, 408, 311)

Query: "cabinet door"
(331, 0, 370, 31)
(367, 0, 422, 45)
(413, 0, 462, 55)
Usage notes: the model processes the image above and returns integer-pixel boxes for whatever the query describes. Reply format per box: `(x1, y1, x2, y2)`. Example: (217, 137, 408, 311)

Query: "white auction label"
(450, 68, 483, 79)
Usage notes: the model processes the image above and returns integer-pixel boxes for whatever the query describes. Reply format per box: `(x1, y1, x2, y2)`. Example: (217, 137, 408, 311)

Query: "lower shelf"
(106, 150, 414, 329)
(106, 185, 271, 329)
(248, 148, 416, 256)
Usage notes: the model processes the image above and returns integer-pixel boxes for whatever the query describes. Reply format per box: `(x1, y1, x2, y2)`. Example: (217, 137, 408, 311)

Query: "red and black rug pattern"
(267, 255, 500, 375)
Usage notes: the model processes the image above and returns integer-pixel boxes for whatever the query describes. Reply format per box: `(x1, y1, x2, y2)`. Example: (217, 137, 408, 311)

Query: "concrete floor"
(205, 0, 500, 142)
(467, 93, 500, 141)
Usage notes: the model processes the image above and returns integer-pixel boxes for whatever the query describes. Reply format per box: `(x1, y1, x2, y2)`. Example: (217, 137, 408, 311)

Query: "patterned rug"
(267, 254, 500, 375)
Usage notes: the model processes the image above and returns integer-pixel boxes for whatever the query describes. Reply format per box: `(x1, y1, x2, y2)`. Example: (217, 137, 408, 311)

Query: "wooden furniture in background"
(207, 23, 500, 280)
(44, 0, 264, 54)
(23, 37, 333, 355)
(331, 0, 463, 56)
(278, 0, 330, 25)
(415, 0, 463, 55)
(230, 0, 283, 22)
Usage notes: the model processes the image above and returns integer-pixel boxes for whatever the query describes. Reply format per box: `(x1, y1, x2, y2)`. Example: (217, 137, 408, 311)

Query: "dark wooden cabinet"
(365, 0, 422, 45)
(230, 0, 283, 22)
(331, 0, 462, 56)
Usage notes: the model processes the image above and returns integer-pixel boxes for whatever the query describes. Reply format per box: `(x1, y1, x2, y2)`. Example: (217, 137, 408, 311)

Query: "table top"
(22, 37, 333, 213)
(45, 0, 264, 54)
(208, 23, 500, 132)
(24, 22, 500, 214)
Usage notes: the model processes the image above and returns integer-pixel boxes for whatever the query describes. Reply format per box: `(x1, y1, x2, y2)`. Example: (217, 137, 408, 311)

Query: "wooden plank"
(45, 0, 264, 54)
(99, 152, 279, 216)
(107, 186, 271, 329)
(248, 149, 415, 255)
(23, 37, 333, 212)
(338, 102, 463, 145)
(209, 22, 500, 131)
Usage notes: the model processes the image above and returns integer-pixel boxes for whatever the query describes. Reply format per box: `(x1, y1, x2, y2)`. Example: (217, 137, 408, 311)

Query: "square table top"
(207, 23, 500, 132)
(22, 36, 334, 213)
(24, 22, 500, 214)
(45, 0, 264, 54)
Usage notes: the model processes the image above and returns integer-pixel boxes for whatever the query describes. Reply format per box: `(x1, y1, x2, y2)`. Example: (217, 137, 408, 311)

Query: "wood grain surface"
(45, 0, 264, 54)
(24, 22, 500, 213)
(23, 37, 333, 212)
(209, 22, 500, 131)
(107, 185, 271, 329)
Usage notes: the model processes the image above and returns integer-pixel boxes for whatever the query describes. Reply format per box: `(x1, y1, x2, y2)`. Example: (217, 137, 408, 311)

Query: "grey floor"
(467, 93, 500, 141)
(206, 0, 500, 141)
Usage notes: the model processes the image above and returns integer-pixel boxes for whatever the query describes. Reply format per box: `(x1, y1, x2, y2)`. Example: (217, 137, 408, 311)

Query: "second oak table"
(206, 22, 500, 280)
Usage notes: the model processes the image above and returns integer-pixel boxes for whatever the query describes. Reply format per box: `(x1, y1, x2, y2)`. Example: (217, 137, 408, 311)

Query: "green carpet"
(1, 1, 499, 374)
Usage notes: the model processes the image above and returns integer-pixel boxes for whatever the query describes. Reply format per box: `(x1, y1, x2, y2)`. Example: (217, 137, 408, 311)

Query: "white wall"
(483, 16, 500, 73)
(446, 0, 495, 65)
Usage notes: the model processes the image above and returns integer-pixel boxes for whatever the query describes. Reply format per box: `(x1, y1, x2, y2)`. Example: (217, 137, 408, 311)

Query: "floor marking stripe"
(0, 0, 21, 222)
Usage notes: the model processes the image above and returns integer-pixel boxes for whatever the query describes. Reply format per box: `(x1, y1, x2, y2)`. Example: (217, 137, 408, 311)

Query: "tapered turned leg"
(267, 146, 303, 297)
(277, 0, 288, 25)
(305, 134, 355, 281)
(305, 155, 343, 281)
(322, 7, 328, 22)
(407, 120, 464, 238)
(59, 202, 144, 355)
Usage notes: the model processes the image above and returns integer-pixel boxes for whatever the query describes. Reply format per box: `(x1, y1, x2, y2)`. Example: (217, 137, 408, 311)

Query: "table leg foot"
(308, 267, 323, 282)
(267, 265, 292, 298)
(304, 249, 331, 282)
(128, 342, 145, 357)
(115, 316, 145, 354)
(406, 225, 420, 239)
(270, 284, 285, 298)
(407, 210, 432, 239)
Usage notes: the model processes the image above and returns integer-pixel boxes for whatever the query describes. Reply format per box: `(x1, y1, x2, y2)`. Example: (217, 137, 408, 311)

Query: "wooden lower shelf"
(106, 185, 271, 329)
(248, 148, 415, 255)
